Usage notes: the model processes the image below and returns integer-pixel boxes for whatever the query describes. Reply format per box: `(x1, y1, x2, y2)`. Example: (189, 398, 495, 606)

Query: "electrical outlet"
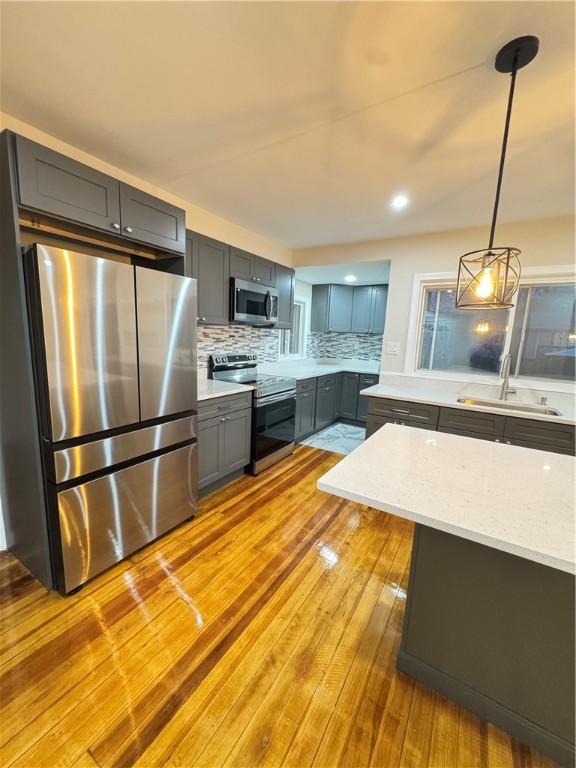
(386, 341, 401, 356)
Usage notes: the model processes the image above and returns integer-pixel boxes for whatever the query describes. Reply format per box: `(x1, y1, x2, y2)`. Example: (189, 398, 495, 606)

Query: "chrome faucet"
(499, 353, 516, 401)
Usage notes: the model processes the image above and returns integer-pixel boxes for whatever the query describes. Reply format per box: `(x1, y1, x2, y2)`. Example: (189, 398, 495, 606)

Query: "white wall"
(293, 215, 575, 373)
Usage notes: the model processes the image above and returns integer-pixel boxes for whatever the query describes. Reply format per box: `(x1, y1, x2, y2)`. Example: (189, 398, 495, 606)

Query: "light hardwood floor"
(0, 445, 559, 768)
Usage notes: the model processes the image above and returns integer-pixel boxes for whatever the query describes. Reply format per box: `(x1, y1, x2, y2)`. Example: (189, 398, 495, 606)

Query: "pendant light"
(456, 36, 539, 310)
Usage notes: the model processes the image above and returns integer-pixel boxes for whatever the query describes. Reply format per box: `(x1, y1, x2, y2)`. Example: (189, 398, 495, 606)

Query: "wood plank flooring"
(0, 445, 559, 768)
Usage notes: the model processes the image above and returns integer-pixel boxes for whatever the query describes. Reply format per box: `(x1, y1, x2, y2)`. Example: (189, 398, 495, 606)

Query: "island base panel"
(398, 524, 575, 768)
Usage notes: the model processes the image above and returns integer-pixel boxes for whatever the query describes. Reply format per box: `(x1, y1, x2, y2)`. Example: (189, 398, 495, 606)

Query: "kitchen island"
(318, 425, 575, 767)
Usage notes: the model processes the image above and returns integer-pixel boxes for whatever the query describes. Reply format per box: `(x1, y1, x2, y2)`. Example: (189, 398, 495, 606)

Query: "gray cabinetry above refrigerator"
(15, 135, 185, 254)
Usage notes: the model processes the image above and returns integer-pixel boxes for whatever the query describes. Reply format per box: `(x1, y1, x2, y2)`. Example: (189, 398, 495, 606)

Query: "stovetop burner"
(208, 354, 296, 400)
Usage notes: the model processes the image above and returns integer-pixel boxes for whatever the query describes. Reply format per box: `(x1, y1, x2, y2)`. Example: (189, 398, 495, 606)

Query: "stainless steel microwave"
(231, 278, 279, 325)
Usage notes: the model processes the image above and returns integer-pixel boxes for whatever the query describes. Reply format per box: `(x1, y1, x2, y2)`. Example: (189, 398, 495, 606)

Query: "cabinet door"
(194, 234, 230, 325)
(356, 374, 379, 422)
(315, 383, 336, 430)
(351, 287, 372, 333)
(221, 408, 252, 474)
(229, 247, 253, 280)
(369, 285, 388, 333)
(253, 256, 276, 287)
(15, 135, 121, 234)
(310, 285, 330, 332)
(276, 265, 295, 329)
(299, 391, 316, 437)
(340, 373, 359, 419)
(119, 183, 186, 254)
(328, 285, 353, 332)
(198, 416, 222, 489)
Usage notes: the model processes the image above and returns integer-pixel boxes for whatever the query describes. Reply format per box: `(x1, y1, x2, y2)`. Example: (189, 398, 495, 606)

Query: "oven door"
(232, 278, 279, 325)
(253, 391, 296, 471)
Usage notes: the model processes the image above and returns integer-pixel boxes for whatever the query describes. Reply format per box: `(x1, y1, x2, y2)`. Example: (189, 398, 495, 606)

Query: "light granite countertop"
(361, 374, 575, 426)
(197, 379, 253, 401)
(259, 358, 380, 380)
(317, 424, 575, 574)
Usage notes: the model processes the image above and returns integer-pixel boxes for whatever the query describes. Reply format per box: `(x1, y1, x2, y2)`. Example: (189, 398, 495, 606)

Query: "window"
(278, 300, 307, 359)
(414, 279, 575, 384)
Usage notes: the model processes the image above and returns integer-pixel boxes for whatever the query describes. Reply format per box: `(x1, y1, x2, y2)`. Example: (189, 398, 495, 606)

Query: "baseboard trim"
(397, 650, 575, 768)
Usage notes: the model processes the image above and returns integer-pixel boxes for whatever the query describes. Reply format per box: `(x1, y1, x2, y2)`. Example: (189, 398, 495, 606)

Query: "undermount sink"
(456, 397, 562, 417)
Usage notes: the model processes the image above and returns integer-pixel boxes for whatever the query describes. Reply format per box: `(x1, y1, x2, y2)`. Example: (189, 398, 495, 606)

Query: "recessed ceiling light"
(344, 274, 357, 283)
(390, 193, 409, 211)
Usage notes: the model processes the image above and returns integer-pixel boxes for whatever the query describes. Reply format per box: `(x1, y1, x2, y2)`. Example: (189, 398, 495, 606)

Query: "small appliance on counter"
(230, 278, 279, 325)
(208, 354, 296, 474)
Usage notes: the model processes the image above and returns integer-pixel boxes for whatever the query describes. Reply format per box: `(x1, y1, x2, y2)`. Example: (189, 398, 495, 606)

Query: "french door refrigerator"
(26, 244, 197, 594)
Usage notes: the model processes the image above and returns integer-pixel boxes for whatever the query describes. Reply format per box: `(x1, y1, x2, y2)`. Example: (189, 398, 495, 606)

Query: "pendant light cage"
(456, 247, 521, 310)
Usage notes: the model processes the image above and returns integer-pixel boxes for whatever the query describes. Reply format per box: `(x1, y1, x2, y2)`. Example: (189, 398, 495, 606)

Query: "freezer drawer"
(52, 415, 197, 483)
(34, 244, 139, 441)
(136, 268, 197, 421)
(56, 443, 197, 592)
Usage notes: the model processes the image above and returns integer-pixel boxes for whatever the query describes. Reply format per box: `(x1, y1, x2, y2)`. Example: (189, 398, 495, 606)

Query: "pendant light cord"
(488, 54, 518, 250)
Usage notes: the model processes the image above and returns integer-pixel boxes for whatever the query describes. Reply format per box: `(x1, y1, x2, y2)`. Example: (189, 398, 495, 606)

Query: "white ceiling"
(1, 2, 573, 248)
(296, 260, 391, 285)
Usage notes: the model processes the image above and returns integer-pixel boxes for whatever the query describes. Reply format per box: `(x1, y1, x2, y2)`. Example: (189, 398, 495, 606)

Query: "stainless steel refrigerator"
(26, 244, 197, 593)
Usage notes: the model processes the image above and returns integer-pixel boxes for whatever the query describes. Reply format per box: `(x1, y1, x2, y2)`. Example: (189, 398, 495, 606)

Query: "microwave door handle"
(265, 291, 272, 320)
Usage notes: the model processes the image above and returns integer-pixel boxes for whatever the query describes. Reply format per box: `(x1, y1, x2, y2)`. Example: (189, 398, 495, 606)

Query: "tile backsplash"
(307, 331, 383, 360)
(197, 324, 280, 373)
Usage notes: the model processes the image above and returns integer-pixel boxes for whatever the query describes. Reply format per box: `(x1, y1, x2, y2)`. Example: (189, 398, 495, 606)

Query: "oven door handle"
(255, 391, 297, 407)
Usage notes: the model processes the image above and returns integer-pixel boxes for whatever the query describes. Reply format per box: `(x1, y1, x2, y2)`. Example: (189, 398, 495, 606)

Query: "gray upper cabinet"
(187, 232, 230, 325)
(14, 134, 185, 254)
(15, 135, 122, 235)
(311, 283, 386, 334)
(311, 285, 354, 333)
(351, 287, 372, 333)
(119, 184, 185, 254)
(276, 264, 295, 329)
(369, 285, 388, 333)
(230, 247, 275, 287)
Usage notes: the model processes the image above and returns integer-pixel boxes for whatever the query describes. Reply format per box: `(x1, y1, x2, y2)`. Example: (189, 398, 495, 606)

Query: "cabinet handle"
(201, 317, 207, 322)
(111, 222, 120, 230)
(124, 226, 134, 233)
(219, 417, 225, 423)
(506, 440, 511, 445)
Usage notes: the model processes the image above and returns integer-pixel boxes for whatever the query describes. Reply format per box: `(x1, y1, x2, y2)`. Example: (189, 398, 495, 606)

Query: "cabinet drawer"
(438, 427, 501, 443)
(317, 374, 337, 388)
(358, 374, 379, 388)
(297, 377, 317, 393)
(439, 407, 505, 437)
(366, 415, 436, 439)
(368, 397, 439, 426)
(198, 392, 252, 422)
(503, 417, 575, 453)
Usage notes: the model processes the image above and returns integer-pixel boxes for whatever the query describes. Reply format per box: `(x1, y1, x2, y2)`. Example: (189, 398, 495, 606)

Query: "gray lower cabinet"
(15, 134, 186, 254)
(366, 396, 575, 454)
(119, 184, 186, 254)
(315, 375, 339, 430)
(15, 134, 122, 235)
(356, 374, 379, 422)
(198, 394, 252, 490)
(276, 264, 295, 329)
(340, 373, 359, 419)
(295, 390, 316, 440)
(230, 247, 275, 287)
(187, 232, 230, 325)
